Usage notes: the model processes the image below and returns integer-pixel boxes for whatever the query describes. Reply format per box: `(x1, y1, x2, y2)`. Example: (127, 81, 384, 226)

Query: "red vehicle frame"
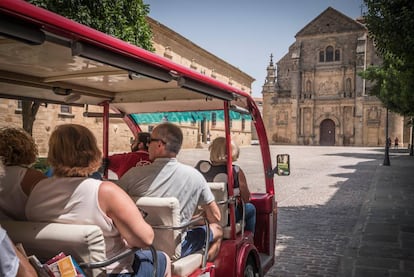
(0, 1, 278, 276)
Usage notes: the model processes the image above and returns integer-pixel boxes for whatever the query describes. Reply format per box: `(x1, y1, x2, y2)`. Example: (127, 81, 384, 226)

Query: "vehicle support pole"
(102, 101, 110, 179)
(410, 117, 413, 156)
(383, 107, 390, 166)
(224, 101, 236, 239)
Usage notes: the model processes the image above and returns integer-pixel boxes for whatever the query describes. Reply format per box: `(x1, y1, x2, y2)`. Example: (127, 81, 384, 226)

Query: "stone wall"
(261, 7, 409, 147)
(0, 16, 255, 156)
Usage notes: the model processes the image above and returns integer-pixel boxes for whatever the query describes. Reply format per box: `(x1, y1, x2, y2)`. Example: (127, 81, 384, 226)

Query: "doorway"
(320, 119, 335, 146)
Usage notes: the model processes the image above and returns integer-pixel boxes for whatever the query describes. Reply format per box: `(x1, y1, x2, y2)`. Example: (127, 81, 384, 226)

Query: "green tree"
(22, 0, 154, 135)
(28, 0, 154, 51)
(362, 0, 414, 116)
(363, 0, 414, 63)
(360, 53, 414, 116)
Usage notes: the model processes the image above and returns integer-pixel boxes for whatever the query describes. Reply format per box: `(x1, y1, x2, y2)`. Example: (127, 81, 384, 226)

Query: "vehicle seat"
(135, 197, 181, 259)
(135, 196, 204, 277)
(195, 160, 240, 196)
(195, 160, 243, 238)
(0, 220, 106, 277)
(207, 182, 242, 239)
(195, 160, 227, 182)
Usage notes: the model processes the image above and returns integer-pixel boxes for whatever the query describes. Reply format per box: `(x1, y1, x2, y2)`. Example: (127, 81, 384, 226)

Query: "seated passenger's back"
(195, 160, 244, 238)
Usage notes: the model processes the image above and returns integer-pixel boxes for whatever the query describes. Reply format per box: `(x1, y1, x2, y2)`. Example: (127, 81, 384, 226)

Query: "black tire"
(244, 256, 259, 277)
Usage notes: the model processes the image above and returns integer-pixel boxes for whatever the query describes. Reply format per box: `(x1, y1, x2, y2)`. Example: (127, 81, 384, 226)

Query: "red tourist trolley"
(0, 1, 290, 276)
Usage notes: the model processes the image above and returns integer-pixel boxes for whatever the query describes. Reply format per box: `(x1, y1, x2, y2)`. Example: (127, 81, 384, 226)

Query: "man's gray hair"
(156, 123, 183, 154)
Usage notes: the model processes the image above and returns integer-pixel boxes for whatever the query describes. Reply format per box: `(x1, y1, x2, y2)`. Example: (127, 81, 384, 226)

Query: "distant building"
(0, 16, 254, 155)
(262, 7, 409, 146)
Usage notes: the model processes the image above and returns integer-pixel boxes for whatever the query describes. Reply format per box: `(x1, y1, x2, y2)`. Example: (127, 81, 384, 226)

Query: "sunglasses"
(149, 138, 166, 144)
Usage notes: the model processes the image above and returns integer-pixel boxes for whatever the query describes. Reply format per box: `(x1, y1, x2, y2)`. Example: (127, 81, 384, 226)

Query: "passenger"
(0, 127, 46, 220)
(0, 225, 38, 277)
(197, 136, 256, 234)
(106, 132, 151, 178)
(25, 124, 170, 277)
(0, 159, 38, 277)
(119, 122, 223, 261)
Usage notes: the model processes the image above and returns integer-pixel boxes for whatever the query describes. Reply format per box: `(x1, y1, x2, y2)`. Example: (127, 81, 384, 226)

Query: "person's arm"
(14, 244, 38, 277)
(21, 169, 46, 196)
(98, 181, 154, 247)
(202, 201, 221, 224)
(107, 155, 121, 177)
(237, 168, 251, 203)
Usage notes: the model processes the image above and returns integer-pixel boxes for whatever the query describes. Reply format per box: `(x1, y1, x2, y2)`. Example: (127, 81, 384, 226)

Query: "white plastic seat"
(1, 220, 106, 277)
(135, 196, 205, 276)
(135, 197, 182, 260)
(207, 182, 242, 239)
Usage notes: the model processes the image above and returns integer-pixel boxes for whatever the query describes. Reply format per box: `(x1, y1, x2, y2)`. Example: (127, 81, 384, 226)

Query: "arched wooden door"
(320, 119, 335, 146)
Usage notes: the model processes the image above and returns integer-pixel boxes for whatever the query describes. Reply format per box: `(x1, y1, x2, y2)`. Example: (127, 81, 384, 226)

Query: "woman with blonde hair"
(26, 124, 170, 277)
(0, 127, 46, 220)
(196, 136, 256, 234)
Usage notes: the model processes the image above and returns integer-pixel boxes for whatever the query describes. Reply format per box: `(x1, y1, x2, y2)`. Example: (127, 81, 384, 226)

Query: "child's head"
(209, 137, 239, 164)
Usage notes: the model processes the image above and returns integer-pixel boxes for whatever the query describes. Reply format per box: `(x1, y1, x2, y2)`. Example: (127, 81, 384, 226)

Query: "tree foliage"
(360, 54, 414, 115)
(21, 0, 154, 135)
(28, 0, 154, 51)
(362, 0, 414, 116)
(363, 0, 414, 63)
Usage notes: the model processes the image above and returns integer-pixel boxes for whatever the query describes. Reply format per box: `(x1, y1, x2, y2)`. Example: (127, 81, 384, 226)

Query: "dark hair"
(0, 127, 38, 166)
(48, 124, 101, 177)
(138, 132, 150, 147)
(155, 123, 183, 154)
(132, 132, 151, 151)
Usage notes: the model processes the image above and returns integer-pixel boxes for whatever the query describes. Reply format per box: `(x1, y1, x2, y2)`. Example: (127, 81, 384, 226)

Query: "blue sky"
(144, 0, 364, 97)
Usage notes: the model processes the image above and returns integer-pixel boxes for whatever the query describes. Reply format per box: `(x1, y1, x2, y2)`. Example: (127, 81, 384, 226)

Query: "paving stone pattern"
(178, 146, 413, 277)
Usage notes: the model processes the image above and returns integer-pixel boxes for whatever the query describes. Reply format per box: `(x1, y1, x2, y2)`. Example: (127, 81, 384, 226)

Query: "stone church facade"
(262, 7, 409, 147)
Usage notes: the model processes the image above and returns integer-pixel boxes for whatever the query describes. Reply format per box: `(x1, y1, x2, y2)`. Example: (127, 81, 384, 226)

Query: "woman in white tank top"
(0, 127, 46, 220)
(25, 124, 170, 276)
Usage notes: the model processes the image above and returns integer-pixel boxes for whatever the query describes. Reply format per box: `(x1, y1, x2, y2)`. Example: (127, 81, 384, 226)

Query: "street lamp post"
(410, 117, 414, 156)
(383, 107, 390, 166)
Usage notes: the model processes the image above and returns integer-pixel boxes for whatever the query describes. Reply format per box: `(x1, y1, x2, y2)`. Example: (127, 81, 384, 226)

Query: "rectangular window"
(60, 105, 71, 114)
(242, 118, 246, 131)
(335, 49, 340, 61)
(319, 51, 324, 62)
(326, 46, 334, 62)
(212, 112, 217, 127)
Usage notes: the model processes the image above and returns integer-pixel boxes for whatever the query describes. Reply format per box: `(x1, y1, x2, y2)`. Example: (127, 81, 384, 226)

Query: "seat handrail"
(78, 248, 137, 269)
(79, 245, 158, 277)
(151, 215, 210, 268)
(151, 214, 204, 231)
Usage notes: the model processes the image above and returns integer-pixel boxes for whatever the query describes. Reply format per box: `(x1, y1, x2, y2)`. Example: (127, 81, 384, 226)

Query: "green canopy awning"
(130, 110, 251, 124)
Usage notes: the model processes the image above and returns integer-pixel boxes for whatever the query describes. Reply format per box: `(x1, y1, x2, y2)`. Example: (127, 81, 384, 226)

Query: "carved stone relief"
(317, 77, 339, 95)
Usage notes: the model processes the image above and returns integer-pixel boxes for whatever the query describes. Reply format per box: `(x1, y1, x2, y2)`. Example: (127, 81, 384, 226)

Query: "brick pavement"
(179, 146, 414, 276)
(267, 152, 379, 277)
(338, 153, 414, 277)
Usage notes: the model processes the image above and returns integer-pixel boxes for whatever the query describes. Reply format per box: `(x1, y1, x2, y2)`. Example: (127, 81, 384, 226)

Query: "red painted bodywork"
(0, 1, 278, 275)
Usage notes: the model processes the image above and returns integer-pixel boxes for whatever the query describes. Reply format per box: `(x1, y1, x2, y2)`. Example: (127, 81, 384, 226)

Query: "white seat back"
(207, 182, 242, 239)
(207, 182, 229, 227)
(135, 197, 181, 260)
(1, 220, 106, 277)
(135, 196, 205, 276)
